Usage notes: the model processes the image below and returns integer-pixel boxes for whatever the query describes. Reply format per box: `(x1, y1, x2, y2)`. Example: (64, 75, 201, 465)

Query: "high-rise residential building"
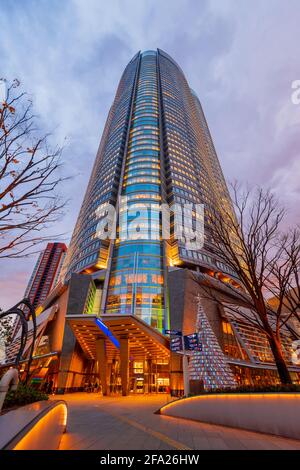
(61, 49, 237, 333)
(24, 242, 67, 310)
(10, 242, 67, 342)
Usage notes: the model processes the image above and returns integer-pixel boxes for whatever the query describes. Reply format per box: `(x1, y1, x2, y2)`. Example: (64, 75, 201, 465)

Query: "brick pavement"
(57, 393, 300, 450)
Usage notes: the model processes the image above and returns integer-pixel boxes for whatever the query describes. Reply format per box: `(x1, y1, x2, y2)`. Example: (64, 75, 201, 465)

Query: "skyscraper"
(24, 242, 67, 310)
(10, 242, 67, 340)
(62, 49, 236, 333)
(6, 50, 299, 394)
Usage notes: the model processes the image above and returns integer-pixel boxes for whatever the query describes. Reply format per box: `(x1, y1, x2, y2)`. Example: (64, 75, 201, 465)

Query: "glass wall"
(62, 54, 139, 281)
(106, 52, 166, 331)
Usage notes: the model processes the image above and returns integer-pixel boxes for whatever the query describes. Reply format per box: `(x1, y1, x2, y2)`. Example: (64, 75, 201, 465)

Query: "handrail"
(0, 297, 37, 383)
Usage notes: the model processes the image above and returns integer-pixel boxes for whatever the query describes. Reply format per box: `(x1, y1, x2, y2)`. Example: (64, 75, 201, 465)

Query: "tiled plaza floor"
(57, 393, 300, 450)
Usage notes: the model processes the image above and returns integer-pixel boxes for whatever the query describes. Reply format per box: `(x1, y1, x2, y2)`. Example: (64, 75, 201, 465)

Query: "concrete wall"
(168, 268, 198, 335)
(160, 393, 300, 440)
(67, 273, 92, 314)
(168, 269, 188, 395)
(47, 287, 70, 353)
(55, 274, 93, 393)
(168, 268, 227, 346)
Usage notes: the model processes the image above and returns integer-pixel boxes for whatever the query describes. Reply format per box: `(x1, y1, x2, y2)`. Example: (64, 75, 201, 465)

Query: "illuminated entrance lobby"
(66, 314, 170, 395)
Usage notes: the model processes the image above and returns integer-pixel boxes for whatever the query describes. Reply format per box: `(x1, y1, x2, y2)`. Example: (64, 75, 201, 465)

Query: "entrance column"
(95, 337, 108, 396)
(107, 362, 112, 394)
(120, 335, 129, 396)
(146, 358, 152, 393)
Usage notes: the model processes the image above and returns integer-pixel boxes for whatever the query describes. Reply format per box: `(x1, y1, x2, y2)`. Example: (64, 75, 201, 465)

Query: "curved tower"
(62, 49, 235, 332)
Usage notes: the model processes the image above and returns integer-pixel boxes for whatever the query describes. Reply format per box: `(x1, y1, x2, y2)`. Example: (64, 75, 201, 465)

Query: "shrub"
(3, 383, 49, 410)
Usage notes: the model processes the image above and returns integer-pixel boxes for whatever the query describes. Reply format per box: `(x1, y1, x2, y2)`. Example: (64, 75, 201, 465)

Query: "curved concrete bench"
(0, 400, 67, 450)
(159, 393, 300, 440)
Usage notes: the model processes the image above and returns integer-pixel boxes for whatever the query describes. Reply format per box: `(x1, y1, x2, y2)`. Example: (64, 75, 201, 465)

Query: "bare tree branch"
(0, 79, 68, 258)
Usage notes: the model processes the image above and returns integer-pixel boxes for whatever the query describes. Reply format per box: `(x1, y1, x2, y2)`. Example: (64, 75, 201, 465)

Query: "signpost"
(166, 328, 202, 396)
(184, 333, 202, 351)
(170, 337, 182, 352)
(182, 334, 190, 397)
(165, 329, 182, 337)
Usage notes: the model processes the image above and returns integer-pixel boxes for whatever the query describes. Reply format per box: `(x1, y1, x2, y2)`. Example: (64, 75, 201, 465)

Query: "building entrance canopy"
(67, 314, 170, 361)
(67, 314, 170, 395)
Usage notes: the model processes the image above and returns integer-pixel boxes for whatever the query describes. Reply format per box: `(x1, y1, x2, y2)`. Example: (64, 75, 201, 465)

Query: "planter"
(159, 393, 300, 440)
(0, 399, 67, 450)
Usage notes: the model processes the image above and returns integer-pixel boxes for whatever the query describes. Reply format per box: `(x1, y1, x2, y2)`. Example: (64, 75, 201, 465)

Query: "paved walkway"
(58, 393, 300, 450)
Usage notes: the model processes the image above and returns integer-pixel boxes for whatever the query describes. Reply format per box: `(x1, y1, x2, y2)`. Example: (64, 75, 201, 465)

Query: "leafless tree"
(0, 79, 66, 259)
(197, 183, 300, 384)
(265, 229, 300, 339)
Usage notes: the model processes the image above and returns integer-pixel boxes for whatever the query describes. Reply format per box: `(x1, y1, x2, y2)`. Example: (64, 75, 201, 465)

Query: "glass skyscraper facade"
(62, 49, 236, 332)
(106, 51, 165, 330)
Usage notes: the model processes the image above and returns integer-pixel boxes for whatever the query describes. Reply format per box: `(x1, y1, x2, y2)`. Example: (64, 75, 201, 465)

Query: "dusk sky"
(0, 0, 299, 310)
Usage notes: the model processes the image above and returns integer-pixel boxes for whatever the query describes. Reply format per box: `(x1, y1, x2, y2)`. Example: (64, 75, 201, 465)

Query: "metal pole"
(182, 336, 190, 396)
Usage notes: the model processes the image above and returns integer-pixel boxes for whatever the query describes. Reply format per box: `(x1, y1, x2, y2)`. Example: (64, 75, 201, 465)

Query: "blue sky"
(0, 0, 300, 309)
